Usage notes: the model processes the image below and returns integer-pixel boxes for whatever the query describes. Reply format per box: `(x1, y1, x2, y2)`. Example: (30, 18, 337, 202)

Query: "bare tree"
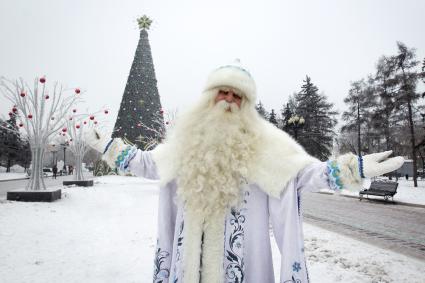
(0, 77, 80, 190)
(137, 108, 177, 150)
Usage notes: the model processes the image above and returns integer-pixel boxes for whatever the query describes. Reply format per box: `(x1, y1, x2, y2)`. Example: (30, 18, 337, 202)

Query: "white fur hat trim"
(203, 60, 257, 103)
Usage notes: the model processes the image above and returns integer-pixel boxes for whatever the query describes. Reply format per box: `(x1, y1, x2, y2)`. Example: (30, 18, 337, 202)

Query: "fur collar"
(152, 118, 317, 198)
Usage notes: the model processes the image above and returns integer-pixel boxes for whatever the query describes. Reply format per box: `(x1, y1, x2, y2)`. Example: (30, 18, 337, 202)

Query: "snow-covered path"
(0, 176, 424, 283)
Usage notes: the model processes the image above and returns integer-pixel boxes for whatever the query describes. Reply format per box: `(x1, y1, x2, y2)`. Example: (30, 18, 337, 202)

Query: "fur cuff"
(335, 153, 363, 191)
(102, 138, 128, 169)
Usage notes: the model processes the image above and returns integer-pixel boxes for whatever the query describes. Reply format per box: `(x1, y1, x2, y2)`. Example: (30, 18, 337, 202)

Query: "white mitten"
(84, 129, 111, 153)
(332, 151, 404, 191)
(362, 150, 404, 178)
(84, 129, 130, 169)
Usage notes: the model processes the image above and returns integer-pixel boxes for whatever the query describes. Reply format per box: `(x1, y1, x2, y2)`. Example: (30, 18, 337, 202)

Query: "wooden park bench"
(359, 180, 398, 202)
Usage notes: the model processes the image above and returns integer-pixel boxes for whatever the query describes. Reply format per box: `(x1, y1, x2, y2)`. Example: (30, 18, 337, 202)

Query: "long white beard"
(175, 100, 257, 217)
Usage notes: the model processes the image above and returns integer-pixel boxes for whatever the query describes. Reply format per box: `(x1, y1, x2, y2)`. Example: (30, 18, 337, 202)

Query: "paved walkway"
(302, 192, 425, 261)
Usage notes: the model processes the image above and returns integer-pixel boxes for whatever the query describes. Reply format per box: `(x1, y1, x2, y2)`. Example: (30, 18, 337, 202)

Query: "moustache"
(215, 100, 240, 113)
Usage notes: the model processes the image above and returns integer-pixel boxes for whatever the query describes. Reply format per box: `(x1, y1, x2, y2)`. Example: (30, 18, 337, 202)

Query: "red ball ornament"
(104, 110, 109, 114)
(20, 92, 26, 97)
(70, 139, 73, 142)
(83, 121, 87, 125)
(72, 109, 77, 113)
(75, 88, 81, 94)
(19, 123, 23, 127)
(62, 128, 67, 132)
(137, 123, 141, 128)
(45, 95, 49, 99)
(69, 117, 73, 121)
(39, 77, 46, 83)
(76, 125, 80, 129)
(94, 121, 98, 125)
(8, 112, 13, 116)
(28, 114, 33, 119)
(160, 109, 164, 114)
(12, 107, 18, 113)
(51, 117, 55, 120)
(89, 115, 95, 120)
(166, 121, 169, 125)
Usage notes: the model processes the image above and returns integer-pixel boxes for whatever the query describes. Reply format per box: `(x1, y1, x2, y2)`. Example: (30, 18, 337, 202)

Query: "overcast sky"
(1, 0, 424, 131)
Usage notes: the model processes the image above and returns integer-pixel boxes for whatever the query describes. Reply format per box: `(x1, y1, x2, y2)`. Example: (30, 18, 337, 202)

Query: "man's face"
(214, 88, 243, 109)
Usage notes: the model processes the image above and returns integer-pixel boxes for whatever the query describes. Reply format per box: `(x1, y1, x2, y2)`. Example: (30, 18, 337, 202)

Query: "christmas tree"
(112, 15, 164, 149)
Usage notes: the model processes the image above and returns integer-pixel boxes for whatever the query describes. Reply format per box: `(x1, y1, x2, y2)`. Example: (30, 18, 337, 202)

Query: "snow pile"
(0, 175, 424, 283)
(0, 165, 25, 173)
(320, 178, 425, 206)
(0, 173, 27, 181)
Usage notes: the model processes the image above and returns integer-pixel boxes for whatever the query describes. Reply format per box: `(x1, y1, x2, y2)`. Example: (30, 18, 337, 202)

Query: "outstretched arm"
(85, 129, 159, 180)
(297, 150, 404, 194)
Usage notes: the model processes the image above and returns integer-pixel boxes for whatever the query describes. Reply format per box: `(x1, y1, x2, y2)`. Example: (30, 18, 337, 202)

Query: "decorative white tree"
(60, 109, 108, 181)
(0, 76, 81, 190)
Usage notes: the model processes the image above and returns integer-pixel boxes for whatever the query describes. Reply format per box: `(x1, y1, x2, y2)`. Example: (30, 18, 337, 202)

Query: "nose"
(225, 91, 235, 103)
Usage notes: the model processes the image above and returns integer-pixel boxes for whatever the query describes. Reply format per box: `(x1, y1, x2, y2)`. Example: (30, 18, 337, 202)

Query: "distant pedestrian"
(405, 174, 409, 180)
(52, 165, 58, 179)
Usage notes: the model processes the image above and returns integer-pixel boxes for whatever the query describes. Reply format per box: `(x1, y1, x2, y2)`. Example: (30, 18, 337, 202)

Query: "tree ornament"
(28, 114, 33, 119)
(19, 123, 23, 127)
(90, 115, 95, 120)
(104, 110, 109, 114)
(94, 121, 98, 125)
(72, 109, 77, 113)
(51, 117, 55, 120)
(39, 77, 46, 83)
(45, 95, 50, 99)
(20, 92, 26, 97)
(76, 125, 80, 129)
(75, 88, 81, 94)
(83, 121, 87, 125)
(62, 128, 67, 132)
(12, 107, 18, 113)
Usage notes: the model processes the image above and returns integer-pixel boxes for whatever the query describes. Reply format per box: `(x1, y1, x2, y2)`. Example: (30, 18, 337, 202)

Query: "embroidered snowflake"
(292, 261, 302, 272)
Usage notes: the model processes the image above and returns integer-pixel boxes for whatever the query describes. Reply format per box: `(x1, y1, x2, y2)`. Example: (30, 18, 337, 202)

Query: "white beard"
(173, 99, 258, 217)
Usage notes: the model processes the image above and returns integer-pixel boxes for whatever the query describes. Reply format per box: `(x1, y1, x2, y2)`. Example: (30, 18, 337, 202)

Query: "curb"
(317, 191, 425, 209)
(0, 177, 29, 183)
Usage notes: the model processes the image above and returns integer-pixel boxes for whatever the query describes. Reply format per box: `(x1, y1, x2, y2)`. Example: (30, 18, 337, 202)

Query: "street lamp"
(287, 115, 305, 140)
(60, 141, 69, 173)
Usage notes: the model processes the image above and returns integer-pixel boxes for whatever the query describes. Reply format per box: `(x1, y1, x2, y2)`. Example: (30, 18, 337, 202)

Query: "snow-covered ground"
(0, 176, 424, 282)
(0, 172, 28, 181)
(0, 165, 28, 181)
(0, 165, 26, 173)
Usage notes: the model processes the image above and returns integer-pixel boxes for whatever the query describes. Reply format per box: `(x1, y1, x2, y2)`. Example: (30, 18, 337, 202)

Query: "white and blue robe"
(127, 151, 335, 283)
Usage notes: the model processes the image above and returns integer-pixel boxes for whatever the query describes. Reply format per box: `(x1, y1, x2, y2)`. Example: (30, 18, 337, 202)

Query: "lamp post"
(60, 141, 68, 174)
(287, 115, 305, 140)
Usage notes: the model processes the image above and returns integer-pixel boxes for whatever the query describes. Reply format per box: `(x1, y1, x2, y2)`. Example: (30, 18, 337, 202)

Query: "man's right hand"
(84, 129, 112, 154)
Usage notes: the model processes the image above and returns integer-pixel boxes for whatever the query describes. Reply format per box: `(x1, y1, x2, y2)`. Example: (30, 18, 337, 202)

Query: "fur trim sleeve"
(102, 138, 129, 169)
(335, 153, 363, 191)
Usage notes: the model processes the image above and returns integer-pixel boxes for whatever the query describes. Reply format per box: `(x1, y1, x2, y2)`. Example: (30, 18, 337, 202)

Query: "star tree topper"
(138, 15, 152, 30)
